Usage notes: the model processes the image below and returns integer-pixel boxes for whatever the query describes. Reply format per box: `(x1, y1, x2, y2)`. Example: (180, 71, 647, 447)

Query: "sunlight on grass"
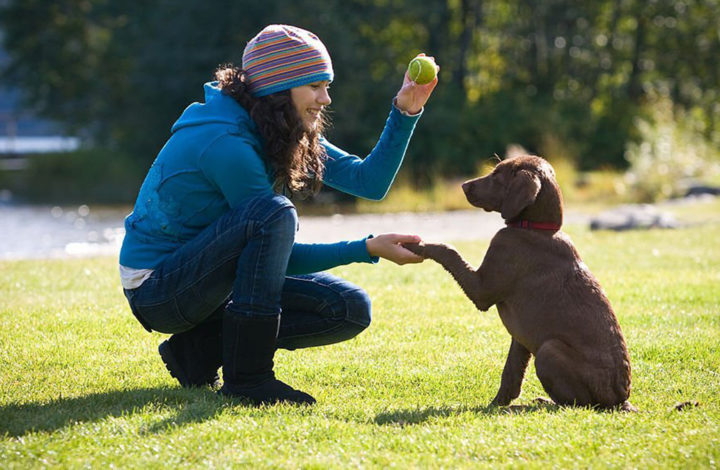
(1, 219, 718, 467)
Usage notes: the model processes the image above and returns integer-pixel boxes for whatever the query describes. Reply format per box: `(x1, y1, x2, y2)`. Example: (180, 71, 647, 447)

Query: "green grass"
(1, 220, 719, 468)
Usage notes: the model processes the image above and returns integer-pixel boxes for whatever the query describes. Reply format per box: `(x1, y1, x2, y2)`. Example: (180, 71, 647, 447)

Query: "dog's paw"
(621, 401, 639, 412)
(401, 242, 426, 257)
(533, 397, 555, 406)
(490, 394, 512, 407)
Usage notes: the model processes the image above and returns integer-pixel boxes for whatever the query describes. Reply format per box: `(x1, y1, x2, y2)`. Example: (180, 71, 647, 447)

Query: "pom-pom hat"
(242, 25, 334, 97)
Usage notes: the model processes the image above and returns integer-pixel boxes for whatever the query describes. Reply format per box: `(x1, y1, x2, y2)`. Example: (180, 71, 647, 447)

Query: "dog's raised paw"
(401, 242, 425, 257)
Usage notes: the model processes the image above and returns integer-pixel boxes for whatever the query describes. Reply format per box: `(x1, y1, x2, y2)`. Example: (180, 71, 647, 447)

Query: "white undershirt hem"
(119, 265, 154, 290)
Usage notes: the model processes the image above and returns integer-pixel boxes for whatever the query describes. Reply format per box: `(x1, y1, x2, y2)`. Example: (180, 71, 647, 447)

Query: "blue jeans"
(123, 194, 371, 350)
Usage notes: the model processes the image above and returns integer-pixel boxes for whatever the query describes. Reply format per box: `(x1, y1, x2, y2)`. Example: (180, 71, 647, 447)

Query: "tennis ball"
(407, 56, 437, 85)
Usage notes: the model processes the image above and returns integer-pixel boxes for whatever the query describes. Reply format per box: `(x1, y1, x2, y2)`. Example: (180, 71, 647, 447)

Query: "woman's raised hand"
(366, 233, 425, 265)
(394, 54, 439, 115)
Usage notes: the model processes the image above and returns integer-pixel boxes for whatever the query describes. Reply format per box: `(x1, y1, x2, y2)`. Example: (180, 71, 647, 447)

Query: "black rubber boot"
(159, 318, 223, 388)
(219, 313, 315, 405)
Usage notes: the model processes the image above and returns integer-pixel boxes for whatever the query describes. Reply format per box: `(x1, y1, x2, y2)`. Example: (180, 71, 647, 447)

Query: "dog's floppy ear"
(500, 169, 541, 220)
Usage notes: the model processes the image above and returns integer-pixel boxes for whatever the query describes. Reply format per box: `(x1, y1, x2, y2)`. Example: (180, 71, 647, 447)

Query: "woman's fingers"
(367, 233, 425, 265)
(396, 55, 439, 115)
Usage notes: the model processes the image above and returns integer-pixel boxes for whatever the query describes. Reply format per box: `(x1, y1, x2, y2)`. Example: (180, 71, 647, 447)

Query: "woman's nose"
(318, 88, 331, 106)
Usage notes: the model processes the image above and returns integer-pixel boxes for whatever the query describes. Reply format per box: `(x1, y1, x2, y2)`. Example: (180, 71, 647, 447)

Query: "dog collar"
(506, 220, 561, 231)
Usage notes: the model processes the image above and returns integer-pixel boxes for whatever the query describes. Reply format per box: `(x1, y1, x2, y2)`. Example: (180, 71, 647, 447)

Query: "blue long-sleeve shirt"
(119, 82, 421, 274)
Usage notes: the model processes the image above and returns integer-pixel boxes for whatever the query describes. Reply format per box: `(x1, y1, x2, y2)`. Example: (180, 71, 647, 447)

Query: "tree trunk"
(455, 0, 483, 92)
(627, 13, 646, 102)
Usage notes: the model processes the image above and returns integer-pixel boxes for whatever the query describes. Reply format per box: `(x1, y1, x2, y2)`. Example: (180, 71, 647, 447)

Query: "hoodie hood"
(170, 82, 258, 138)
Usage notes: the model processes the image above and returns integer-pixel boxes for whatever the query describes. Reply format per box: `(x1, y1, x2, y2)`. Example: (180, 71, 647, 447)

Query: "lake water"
(0, 203, 128, 260)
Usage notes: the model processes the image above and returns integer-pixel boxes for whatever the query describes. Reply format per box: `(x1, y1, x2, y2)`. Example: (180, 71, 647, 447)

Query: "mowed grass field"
(1, 205, 719, 468)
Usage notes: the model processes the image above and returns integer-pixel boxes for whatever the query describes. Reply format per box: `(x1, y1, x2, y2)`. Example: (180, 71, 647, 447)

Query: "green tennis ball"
(407, 56, 437, 85)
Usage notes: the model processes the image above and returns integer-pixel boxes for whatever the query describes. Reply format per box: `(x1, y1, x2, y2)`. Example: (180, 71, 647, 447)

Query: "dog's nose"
(461, 182, 471, 194)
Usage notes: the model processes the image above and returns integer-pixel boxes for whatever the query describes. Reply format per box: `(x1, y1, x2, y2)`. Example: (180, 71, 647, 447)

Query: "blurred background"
(1, 0, 719, 212)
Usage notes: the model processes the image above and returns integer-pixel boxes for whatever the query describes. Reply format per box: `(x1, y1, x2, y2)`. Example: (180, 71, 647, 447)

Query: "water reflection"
(0, 203, 128, 260)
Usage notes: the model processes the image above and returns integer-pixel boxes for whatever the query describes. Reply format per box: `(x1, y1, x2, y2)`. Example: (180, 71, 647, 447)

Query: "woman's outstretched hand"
(394, 53, 439, 115)
(366, 233, 425, 265)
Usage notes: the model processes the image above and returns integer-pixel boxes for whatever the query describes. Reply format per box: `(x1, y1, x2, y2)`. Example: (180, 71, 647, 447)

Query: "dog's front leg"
(490, 338, 531, 406)
(404, 242, 490, 310)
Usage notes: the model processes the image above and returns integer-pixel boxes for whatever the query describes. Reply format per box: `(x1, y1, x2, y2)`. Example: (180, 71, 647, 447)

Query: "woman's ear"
(500, 169, 541, 220)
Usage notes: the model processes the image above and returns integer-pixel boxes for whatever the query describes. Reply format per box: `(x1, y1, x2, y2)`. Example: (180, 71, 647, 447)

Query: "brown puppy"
(404, 155, 635, 411)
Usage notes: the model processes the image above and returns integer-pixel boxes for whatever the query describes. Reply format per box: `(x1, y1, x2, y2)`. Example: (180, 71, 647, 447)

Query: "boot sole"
(159, 340, 192, 388)
(219, 382, 316, 406)
(159, 341, 220, 388)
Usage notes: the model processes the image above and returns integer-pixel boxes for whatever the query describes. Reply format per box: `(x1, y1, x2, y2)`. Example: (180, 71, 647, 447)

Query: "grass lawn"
(1, 213, 718, 467)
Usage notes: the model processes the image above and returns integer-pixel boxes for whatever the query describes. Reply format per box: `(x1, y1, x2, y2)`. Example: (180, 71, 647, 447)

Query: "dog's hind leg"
(490, 338, 531, 406)
(534, 339, 593, 407)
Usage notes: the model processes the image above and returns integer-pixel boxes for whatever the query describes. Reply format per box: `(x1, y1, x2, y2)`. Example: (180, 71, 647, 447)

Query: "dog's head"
(462, 155, 563, 223)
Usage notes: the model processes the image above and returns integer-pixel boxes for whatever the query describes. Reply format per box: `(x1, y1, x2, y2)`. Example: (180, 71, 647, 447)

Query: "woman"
(119, 24, 438, 405)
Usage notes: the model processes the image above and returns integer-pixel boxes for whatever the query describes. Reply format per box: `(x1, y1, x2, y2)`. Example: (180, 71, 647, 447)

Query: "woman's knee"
(263, 194, 298, 232)
(229, 193, 297, 240)
(342, 286, 372, 330)
(312, 287, 371, 346)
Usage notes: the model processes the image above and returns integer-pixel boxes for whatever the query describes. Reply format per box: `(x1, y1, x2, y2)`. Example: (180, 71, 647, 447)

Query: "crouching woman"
(119, 25, 438, 405)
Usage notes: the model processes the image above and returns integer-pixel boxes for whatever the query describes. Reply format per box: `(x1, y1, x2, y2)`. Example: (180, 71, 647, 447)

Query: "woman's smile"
(291, 81, 332, 129)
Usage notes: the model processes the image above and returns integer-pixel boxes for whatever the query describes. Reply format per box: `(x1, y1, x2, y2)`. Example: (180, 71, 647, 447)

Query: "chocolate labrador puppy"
(404, 155, 635, 411)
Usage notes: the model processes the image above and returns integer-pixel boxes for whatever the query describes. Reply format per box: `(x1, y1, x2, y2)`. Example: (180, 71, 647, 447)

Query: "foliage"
(1, 220, 719, 466)
(0, 148, 146, 204)
(624, 94, 720, 201)
(2, 0, 720, 196)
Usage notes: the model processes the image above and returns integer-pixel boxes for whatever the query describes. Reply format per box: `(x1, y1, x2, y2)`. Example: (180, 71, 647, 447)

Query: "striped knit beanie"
(242, 25, 334, 97)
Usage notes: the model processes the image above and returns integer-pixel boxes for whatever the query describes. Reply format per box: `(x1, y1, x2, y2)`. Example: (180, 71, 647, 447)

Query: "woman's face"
(290, 81, 331, 131)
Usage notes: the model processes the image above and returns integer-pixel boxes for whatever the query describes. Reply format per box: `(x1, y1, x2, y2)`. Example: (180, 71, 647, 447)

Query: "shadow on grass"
(0, 386, 231, 437)
(374, 401, 560, 426)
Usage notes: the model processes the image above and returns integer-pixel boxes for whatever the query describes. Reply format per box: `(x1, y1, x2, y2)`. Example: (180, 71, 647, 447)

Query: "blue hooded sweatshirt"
(119, 82, 421, 274)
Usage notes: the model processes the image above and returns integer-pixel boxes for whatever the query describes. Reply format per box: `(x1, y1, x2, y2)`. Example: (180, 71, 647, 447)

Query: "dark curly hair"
(214, 64, 328, 197)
